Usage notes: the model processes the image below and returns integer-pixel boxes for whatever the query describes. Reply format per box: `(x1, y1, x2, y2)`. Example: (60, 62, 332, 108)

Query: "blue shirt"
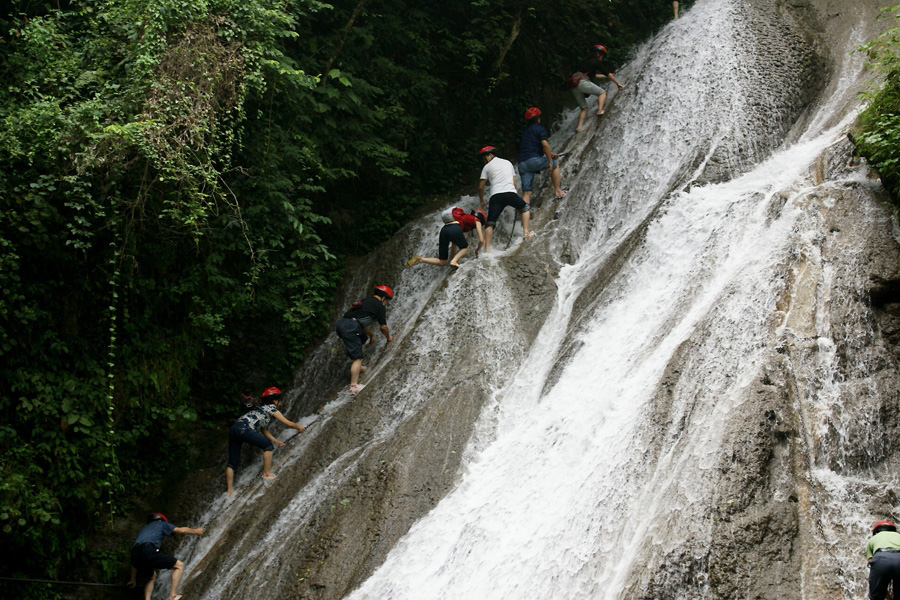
(518, 123, 548, 163)
(133, 521, 175, 549)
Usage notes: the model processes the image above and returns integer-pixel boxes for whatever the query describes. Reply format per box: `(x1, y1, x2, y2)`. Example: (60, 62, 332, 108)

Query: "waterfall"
(178, 1, 900, 598)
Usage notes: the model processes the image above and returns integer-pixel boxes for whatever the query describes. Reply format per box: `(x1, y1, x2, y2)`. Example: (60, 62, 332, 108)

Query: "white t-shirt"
(480, 157, 518, 197)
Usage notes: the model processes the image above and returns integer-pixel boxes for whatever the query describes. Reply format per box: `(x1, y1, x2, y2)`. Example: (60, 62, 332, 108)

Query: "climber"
(335, 286, 394, 395)
(225, 387, 306, 496)
(452, 206, 487, 256)
(517, 107, 566, 203)
(406, 208, 472, 269)
(128, 512, 204, 600)
(568, 44, 625, 132)
(866, 520, 900, 600)
(477, 146, 532, 253)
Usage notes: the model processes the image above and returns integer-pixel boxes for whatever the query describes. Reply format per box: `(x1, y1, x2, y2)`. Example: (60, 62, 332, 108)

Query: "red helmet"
(471, 209, 487, 225)
(591, 44, 608, 54)
(524, 107, 541, 121)
(148, 512, 169, 524)
(374, 285, 394, 299)
(479, 146, 497, 156)
(260, 387, 282, 399)
(873, 521, 897, 534)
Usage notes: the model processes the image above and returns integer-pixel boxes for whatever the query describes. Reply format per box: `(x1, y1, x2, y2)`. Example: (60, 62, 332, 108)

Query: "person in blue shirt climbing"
(866, 520, 900, 600)
(128, 512, 204, 600)
(518, 107, 566, 204)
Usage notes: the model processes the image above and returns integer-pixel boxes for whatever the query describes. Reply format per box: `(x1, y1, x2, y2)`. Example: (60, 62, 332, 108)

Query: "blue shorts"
(438, 223, 467, 259)
(518, 156, 558, 192)
(226, 422, 274, 470)
(336, 317, 365, 360)
(486, 192, 529, 227)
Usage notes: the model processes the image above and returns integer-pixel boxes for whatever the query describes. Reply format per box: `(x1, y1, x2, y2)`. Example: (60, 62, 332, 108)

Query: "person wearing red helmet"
(128, 512, 204, 600)
(478, 146, 532, 252)
(225, 387, 306, 496)
(335, 286, 394, 394)
(406, 206, 485, 268)
(518, 107, 566, 203)
(867, 520, 900, 599)
(569, 44, 625, 132)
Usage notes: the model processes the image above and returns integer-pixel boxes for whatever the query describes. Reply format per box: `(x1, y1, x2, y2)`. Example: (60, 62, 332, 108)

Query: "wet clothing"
(486, 191, 530, 228)
(452, 208, 481, 233)
(336, 296, 388, 360)
(226, 404, 280, 469)
(438, 223, 468, 260)
(480, 157, 518, 197)
(572, 79, 609, 109)
(867, 531, 900, 600)
(131, 521, 177, 579)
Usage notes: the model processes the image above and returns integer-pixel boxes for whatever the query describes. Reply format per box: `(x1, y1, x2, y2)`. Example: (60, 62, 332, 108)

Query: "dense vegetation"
(856, 5, 900, 203)
(0, 0, 683, 593)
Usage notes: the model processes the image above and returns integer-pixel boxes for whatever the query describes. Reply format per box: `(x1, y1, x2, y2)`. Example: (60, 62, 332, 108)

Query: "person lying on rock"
(866, 520, 900, 600)
(128, 512, 204, 600)
(225, 386, 305, 496)
(406, 207, 485, 268)
(334, 286, 394, 395)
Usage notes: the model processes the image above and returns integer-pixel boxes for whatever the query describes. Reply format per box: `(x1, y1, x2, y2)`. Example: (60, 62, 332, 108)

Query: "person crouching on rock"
(225, 386, 306, 496)
(335, 286, 394, 395)
(406, 207, 483, 268)
(128, 512, 204, 600)
(867, 520, 900, 600)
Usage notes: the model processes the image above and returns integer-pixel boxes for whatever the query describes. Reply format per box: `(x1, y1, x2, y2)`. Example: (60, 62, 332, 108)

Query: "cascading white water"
(176, 1, 898, 598)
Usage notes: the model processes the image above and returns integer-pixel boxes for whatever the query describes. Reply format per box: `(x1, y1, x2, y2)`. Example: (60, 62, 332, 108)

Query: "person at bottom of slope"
(570, 44, 624, 132)
(334, 286, 394, 395)
(478, 146, 532, 253)
(406, 207, 486, 268)
(518, 107, 566, 203)
(128, 512, 204, 600)
(225, 386, 306, 497)
(867, 520, 900, 600)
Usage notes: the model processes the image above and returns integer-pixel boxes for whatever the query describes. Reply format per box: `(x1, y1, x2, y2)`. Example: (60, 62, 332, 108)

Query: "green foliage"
(856, 5, 900, 202)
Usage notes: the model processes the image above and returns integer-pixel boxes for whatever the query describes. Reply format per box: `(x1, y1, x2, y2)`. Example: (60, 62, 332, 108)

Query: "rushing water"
(176, 1, 897, 598)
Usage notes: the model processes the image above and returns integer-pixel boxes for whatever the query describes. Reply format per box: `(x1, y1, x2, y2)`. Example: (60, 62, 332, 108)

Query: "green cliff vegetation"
(856, 5, 900, 203)
(0, 0, 683, 593)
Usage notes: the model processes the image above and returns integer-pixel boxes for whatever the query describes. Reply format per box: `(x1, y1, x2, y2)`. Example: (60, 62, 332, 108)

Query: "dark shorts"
(131, 543, 177, 580)
(486, 192, 530, 227)
(336, 317, 365, 360)
(226, 422, 274, 470)
(438, 223, 467, 260)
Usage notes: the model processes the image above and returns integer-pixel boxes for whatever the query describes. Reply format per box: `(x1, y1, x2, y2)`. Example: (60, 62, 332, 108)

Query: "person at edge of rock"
(128, 512, 204, 600)
(570, 44, 625, 132)
(672, 1, 679, 20)
(225, 386, 306, 497)
(517, 107, 566, 204)
(867, 520, 900, 600)
(477, 145, 532, 253)
(406, 207, 474, 269)
(334, 286, 394, 395)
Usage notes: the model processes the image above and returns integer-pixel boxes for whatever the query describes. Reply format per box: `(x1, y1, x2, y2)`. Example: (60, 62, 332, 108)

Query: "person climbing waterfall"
(517, 107, 566, 203)
(568, 44, 625, 132)
(335, 286, 394, 395)
(867, 520, 900, 600)
(406, 208, 473, 269)
(128, 512, 204, 600)
(453, 206, 487, 256)
(477, 146, 532, 253)
(225, 387, 306, 497)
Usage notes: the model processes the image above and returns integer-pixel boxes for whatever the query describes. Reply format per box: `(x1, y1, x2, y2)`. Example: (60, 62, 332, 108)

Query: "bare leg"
(225, 466, 235, 497)
(484, 225, 494, 252)
(416, 257, 449, 266)
(673, 1, 679, 19)
(522, 190, 532, 204)
(597, 92, 607, 115)
(143, 572, 156, 600)
(450, 247, 468, 267)
(350, 358, 363, 386)
(551, 166, 565, 197)
(576, 108, 588, 132)
(169, 560, 184, 599)
(262, 450, 275, 479)
(522, 210, 533, 238)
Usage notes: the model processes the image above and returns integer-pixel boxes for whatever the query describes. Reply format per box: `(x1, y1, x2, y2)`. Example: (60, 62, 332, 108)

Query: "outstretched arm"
(380, 324, 393, 343)
(608, 73, 624, 89)
(273, 410, 306, 433)
(173, 526, 205, 536)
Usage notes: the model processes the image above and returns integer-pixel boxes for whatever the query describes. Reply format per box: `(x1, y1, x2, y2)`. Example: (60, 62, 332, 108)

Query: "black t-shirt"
(575, 56, 612, 79)
(343, 296, 387, 326)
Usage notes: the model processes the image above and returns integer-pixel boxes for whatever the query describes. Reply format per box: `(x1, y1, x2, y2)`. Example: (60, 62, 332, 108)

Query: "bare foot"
(449, 262, 460, 269)
(350, 383, 366, 396)
(523, 231, 535, 239)
(555, 190, 568, 198)
(170, 595, 183, 600)
(262, 473, 276, 480)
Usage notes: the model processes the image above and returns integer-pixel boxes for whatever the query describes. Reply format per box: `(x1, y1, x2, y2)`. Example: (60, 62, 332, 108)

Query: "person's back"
(867, 521, 900, 600)
(343, 296, 387, 329)
(518, 122, 548, 163)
